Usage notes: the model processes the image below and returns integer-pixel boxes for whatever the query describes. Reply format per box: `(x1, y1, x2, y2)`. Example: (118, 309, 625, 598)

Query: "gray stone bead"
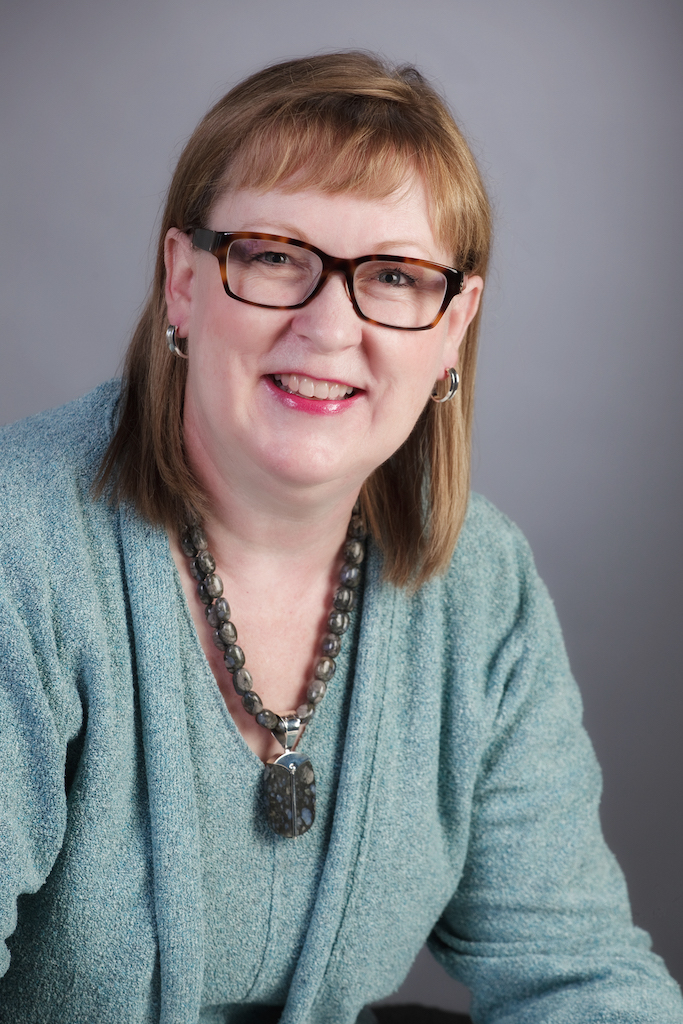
(339, 564, 361, 589)
(216, 620, 237, 646)
(212, 622, 237, 651)
(205, 597, 231, 628)
(327, 610, 350, 636)
(224, 644, 245, 672)
(307, 679, 327, 704)
(315, 657, 336, 682)
(333, 587, 356, 612)
(194, 550, 216, 577)
(197, 582, 212, 605)
(242, 691, 263, 716)
(190, 560, 203, 581)
(321, 633, 342, 657)
(189, 525, 208, 551)
(343, 539, 364, 565)
(233, 668, 253, 695)
(180, 533, 198, 558)
(204, 573, 223, 599)
(256, 709, 280, 731)
(347, 515, 366, 540)
(296, 702, 315, 722)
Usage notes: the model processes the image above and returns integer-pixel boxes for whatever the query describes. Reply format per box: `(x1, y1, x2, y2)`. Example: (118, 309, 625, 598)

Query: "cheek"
(189, 302, 248, 376)
(383, 337, 450, 430)
(194, 294, 287, 368)
(377, 361, 435, 444)
(392, 335, 448, 394)
(190, 270, 240, 346)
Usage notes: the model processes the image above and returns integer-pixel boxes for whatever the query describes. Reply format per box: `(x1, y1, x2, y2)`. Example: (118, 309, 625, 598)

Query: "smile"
(272, 374, 356, 400)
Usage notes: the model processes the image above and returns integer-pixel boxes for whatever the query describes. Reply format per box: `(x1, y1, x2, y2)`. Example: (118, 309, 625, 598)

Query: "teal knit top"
(1, 382, 681, 1024)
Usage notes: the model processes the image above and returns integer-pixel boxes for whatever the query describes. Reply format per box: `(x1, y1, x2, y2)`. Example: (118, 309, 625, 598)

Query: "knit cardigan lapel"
(280, 543, 398, 1024)
(120, 506, 205, 1024)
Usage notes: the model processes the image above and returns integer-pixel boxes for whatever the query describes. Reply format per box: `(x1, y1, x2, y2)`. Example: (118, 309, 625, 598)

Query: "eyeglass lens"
(226, 238, 448, 329)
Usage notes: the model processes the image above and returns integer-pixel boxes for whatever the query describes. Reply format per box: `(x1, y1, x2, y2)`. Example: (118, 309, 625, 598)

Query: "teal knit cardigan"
(1, 382, 681, 1024)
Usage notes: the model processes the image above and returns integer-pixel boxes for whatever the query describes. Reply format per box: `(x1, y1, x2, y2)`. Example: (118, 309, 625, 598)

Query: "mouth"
(271, 374, 357, 400)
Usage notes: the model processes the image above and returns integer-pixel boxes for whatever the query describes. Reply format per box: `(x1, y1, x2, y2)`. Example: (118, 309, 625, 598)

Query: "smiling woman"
(97, 54, 491, 589)
(163, 183, 480, 576)
(1, 51, 682, 1024)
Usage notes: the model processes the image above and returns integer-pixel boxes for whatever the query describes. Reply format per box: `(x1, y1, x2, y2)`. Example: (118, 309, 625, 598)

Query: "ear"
(441, 274, 484, 368)
(164, 228, 196, 335)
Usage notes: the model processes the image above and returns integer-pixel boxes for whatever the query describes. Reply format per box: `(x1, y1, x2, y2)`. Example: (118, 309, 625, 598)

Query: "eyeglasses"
(191, 229, 465, 331)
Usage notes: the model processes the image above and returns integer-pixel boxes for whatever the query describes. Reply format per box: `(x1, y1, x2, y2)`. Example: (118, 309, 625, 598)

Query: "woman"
(0, 52, 681, 1024)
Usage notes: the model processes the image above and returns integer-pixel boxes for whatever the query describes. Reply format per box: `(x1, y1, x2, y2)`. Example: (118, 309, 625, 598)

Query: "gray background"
(1, 0, 681, 1013)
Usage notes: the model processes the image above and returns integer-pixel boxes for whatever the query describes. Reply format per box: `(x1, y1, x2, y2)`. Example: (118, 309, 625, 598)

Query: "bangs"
(214, 103, 461, 259)
(172, 59, 490, 274)
(224, 115, 419, 200)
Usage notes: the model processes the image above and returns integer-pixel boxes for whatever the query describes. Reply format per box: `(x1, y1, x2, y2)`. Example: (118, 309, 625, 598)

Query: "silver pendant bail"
(275, 714, 302, 751)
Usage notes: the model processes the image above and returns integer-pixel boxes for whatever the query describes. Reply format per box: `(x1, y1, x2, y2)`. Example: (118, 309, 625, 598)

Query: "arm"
(429, 540, 683, 1023)
(0, 569, 79, 978)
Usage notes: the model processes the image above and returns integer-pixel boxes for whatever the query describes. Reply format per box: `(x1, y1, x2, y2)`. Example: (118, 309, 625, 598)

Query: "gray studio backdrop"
(1, 0, 682, 1012)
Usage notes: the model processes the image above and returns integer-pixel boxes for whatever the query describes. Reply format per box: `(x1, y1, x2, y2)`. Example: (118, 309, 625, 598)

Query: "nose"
(290, 270, 363, 351)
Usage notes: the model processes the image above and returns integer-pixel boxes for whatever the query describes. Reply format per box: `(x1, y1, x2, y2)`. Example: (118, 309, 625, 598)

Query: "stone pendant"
(263, 751, 316, 837)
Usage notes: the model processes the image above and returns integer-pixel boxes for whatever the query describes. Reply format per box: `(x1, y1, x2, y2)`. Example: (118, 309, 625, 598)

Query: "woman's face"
(165, 179, 482, 506)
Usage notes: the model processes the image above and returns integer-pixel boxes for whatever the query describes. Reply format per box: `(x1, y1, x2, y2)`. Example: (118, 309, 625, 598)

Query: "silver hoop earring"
(430, 368, 459, 403)
(166, 325, 188, 359)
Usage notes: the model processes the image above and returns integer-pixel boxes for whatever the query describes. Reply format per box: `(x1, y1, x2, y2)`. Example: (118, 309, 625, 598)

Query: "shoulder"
(365, 492, 562, 682)
(455, 491, 537, 578)
(0, 384, 125, 737)
(0, 378, 121, 473)
(0, 380, 121, 513)
(0, 381, 125, 614)
(435, 492, 549, 633)
(371, 492, 550, 636)
(383, 493, 569, 705)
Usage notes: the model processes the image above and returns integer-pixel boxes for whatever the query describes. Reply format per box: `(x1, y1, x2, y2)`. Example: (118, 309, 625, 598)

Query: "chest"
(176, 600, 355, 1010)
(171, 537, 351, 762)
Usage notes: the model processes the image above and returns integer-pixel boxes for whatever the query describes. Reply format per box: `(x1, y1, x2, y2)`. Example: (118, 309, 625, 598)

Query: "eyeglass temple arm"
(191, 227, 221, 253)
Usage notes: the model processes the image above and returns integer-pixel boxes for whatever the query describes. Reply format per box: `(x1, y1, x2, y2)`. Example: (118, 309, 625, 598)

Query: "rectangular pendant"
(263, 751, 316, 837)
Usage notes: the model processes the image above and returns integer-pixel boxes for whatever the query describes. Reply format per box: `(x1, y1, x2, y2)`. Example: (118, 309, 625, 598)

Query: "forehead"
(207, 179, 448, 262)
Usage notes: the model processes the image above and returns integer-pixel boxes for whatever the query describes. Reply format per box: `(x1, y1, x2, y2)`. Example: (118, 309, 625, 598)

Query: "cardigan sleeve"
(0, 408, 90, 981)
(0, 565, 79, 978)
(428, 529, 683, 1023)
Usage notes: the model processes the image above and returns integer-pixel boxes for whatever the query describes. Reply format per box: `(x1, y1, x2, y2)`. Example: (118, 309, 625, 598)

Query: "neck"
(184, 429, 362, 582)
(172, 416, 366, 783)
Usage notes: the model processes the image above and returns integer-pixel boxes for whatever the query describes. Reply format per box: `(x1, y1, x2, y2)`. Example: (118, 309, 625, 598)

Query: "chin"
(258, 445, 369, 493)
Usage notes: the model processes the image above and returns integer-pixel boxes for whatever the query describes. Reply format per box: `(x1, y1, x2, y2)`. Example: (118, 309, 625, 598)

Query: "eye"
(229, 239, 301, 267)
(257, 250, 291, 265)
(374, 265, 419, 288)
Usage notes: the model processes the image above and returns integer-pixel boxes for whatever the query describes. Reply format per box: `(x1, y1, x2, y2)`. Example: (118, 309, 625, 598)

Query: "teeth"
(274, 374, 354, 399)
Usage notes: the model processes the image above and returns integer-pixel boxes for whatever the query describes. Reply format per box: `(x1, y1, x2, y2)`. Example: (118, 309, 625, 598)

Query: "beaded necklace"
(180, 510, 365, 838)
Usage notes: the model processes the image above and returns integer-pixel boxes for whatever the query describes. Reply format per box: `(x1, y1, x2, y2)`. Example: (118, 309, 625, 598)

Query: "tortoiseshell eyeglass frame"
(190, 228, 465, 331)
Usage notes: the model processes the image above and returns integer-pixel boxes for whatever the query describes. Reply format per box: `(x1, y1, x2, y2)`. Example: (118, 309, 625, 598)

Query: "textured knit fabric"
(1, 381, 681, 1024)
(173, 557, 361, 1014)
